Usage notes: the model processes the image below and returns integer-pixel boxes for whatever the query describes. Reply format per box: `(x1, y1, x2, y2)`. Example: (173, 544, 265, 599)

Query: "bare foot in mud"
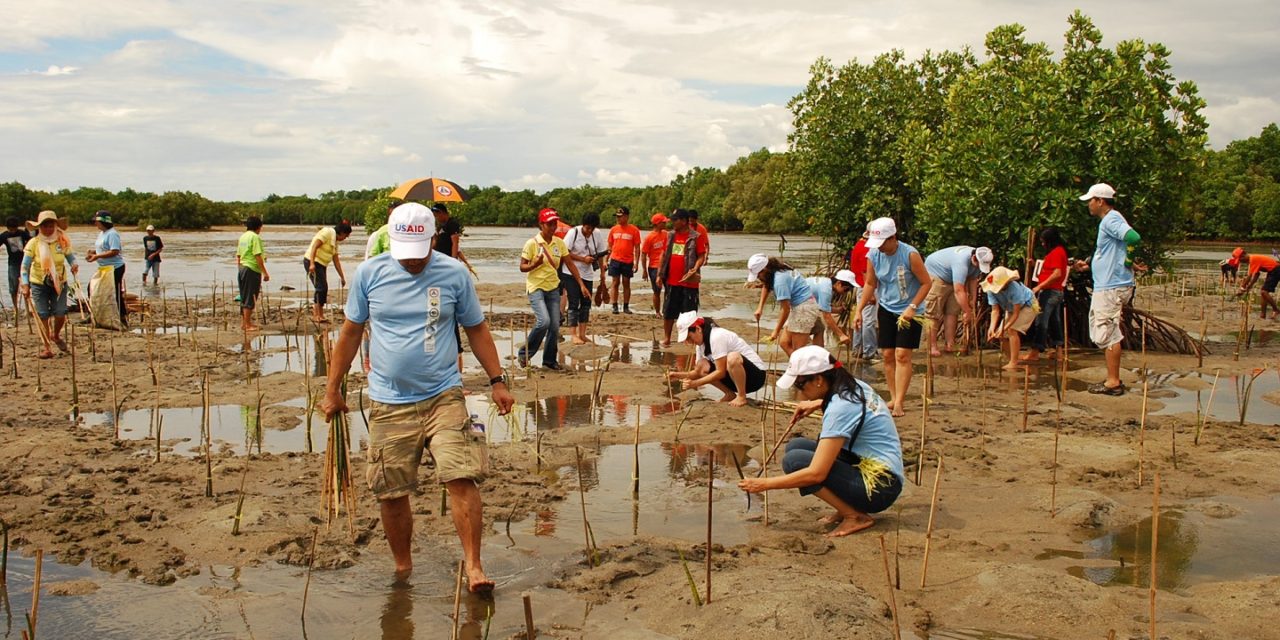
(392, 568, 413, 587)
(466, 564, 494, 594)
(729, 396, 749, 407)
(1001, 362, 1023, 371)
(825, 513, 875, 538)
(890, 405, 906, 418)
(817, 513, 842, 526)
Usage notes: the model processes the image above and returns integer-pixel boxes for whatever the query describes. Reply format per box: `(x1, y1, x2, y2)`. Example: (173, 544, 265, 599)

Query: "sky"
(1, 1, 1277, 201)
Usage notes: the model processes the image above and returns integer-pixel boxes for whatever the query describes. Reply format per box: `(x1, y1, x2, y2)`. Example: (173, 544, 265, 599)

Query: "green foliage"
(364, 193, 395, 231)
(1187, 123, 1280, 239)
(788, 12, 1209, 267)
(0, 181, 42, 223)
(724, 149, 802, 232)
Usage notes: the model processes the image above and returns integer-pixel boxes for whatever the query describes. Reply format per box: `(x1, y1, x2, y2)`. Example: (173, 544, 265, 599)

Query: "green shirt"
(366, 224, 390, 258)
(238, 230, 265, 273)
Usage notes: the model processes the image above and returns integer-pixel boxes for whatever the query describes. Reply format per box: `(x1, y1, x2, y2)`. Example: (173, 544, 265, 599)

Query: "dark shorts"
(304, 258, 329, 304)
(783, 438, 903, 514)
(647, 267, 661, 294)
(1264, 269, 1280, 294)
(564, 273, 594, 326)
(30, 281, 67, 319)
(714, 356, 767, 395)
(238, 266, 262, 309)
(1221, 263, 1238, 276)
(662, 284, 699, 320)
(877, 305, 923, 350)
(607, 259, 634, 278)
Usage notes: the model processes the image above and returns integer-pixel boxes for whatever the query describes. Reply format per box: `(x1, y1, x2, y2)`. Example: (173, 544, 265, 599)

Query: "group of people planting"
(5, 180, 1152, 593)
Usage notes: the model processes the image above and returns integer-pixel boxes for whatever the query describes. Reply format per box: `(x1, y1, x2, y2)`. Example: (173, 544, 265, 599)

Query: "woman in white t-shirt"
(667, 311, 767, 406)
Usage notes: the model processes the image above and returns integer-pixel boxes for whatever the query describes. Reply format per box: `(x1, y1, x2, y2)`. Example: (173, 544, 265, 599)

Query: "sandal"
(54, 338, 69, 353)
(1087, 382, 1126, 396)
(37, 351, 55, 360)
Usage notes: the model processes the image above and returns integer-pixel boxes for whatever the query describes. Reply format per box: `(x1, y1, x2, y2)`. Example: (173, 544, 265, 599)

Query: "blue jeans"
(854, 287, 878, 358)
(782, 438, 902, 514)
(1032, 289, 1064, 350)
(520, 287, 561, 366)
(144, 259, 160, 281)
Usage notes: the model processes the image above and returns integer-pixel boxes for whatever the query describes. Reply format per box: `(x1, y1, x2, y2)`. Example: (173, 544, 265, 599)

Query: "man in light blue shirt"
(322, 202, 514, 592)
(1076, 183, 1140, 396)
(923, 245, 992, 356)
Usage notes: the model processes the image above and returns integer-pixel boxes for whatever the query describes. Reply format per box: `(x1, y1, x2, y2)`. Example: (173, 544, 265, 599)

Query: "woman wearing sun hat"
(851, 217, 932, 417)
(667, 310, 768, 406)
(86, 210, 127, 325)
(981, 266, 1039, 370)
(738, 344, 904, 537)
(19, 210, 78, 358)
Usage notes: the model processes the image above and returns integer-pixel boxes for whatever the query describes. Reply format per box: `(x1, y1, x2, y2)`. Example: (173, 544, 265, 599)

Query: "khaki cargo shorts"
(925, 277, 961, 320)
(1006, 307, 1037, 335)
(1089, 287, 1132, 349)
(786, 299, 822, 334)
(365, 388, 487, 501)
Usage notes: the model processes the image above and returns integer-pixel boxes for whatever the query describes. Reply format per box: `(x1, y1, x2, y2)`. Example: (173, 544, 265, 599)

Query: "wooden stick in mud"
(1150, 473, 1160, 640)
(879, 534, 902, 640)
(915, 396, 927, 485)
(1138, 377, 1149, 488)
(632, 404, 641, 495)
(754, 412, 803, 477)
(1198, 315, 1207, 369)
(232, 466, 249, 535)
(522, 593, 536, 640)
(1021, 367, 1030, 433)
(1196, 370, 1221, 445)
(451, 559, 464, 640)
(761, 404, 770, 526)
(919, 454, 943, 589)
(574, 446, 596, 567)
(300, 530, 319, 625)
(111, 338, 120, 440)
(705, 450, 715, 605)
(27, 548, 42, 639)
(1, 517, 8, 587)
(68, 322, 79, 423)
(203, 372, 214, 498)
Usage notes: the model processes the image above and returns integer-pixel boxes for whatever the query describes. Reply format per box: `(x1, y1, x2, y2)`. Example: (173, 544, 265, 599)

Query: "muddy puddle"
(1149, 369, 1280, 424)
(80, 403, 357, 457)
(1037, 495, 1280, 591)
(1, 440, 754, 639)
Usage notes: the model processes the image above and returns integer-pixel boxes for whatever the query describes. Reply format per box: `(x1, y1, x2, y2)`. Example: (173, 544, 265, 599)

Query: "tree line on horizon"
(1, 12, 1276, 264)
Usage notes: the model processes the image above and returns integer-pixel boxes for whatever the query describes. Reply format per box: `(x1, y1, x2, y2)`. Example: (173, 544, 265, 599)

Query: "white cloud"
(0, 1, 1276, 199)
(32, 65, 79, 76)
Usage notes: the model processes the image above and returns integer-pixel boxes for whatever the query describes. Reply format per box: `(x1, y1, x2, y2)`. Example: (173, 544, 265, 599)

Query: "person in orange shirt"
(640, 213, 669, 317)
(688, 209, 710, 254)
(606, 206, 643, 314)
(1236, 253, 1280, 318)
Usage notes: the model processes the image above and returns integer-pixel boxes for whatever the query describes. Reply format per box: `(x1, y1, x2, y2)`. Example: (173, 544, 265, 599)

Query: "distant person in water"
(236, 216, 269, 332)
(303, 221, 352, 324)
(1220, 247, 1244, 286)
(667, 311, 767, 406)
(2, 216, 32, 312)
(738, 345, 904, 537)
(142, 225, 163, 285)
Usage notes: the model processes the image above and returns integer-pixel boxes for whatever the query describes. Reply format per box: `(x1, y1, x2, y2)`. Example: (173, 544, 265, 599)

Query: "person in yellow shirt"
(19, 210, 77, 359)
(519, 208, 588, 370)
(236, 216, 270, 332)
(304, 221, 352, 323)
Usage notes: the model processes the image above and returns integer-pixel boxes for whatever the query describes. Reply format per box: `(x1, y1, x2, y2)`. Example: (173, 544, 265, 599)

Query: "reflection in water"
(380, 583, 414, 640)
(1069, 511, 1198, 590)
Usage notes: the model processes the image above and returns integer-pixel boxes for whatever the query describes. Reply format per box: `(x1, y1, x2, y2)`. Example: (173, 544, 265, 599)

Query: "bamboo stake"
(919, 454, 944, 589)
(1195, 370, 1221, 445)
(894, 506, 902, 589)
(522, 593, 536, 639)
(26, 549, 42, 639)
(451, 560, 464, 640)
(111, 338, 120, 440)
(203, 372, 213, 498)
(632, 404, 641, 495)
(1, 517, 7, 586)
(1138, 377, 1149, 488)
(68, 322, 79, 423)
(761, 402, 769, 526)
(878, 534, 902, 640)
(574, 446, 596, 567)
(1021, 366, 1029, 433)
(915, 396, 927, 485)
(705, 450, 714, 605)
(232, 467, 249, 535)
(1150, 473, 1160, 640)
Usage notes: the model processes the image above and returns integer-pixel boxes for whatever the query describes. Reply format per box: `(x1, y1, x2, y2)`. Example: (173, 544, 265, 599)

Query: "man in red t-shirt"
(1237, 253, 1280, 318)
(657, 209, 709, 346)
(606, 206, 643, 314)
(640, 213, 669, 316)
(847, 226, 877, 359)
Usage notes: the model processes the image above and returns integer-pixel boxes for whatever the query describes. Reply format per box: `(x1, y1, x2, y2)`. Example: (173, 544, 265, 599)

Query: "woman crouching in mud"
(738, 345, 904, 537)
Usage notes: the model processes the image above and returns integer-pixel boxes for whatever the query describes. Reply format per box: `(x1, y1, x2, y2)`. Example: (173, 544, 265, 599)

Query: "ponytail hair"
(819, 354, 864, 410)
(761, 257, 794, 292)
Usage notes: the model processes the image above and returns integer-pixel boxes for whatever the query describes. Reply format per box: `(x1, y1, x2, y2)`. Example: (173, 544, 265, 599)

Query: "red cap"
(650, 213, 668, 225)
(538, 208, 560, 224)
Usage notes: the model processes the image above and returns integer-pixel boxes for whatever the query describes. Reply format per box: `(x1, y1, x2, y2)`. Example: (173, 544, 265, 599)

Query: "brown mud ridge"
(2, 277, 1279, 638)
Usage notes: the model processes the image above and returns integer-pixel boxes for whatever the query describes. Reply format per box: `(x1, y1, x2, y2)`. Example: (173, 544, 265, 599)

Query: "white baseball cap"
(974, 246, 994, 273)
(746, 253, 768, 282)
(145, 225, 155, 231)
(388, 202, 437, 260)
(675, 310, 700, 342)
(834, 269, 857, 286)
(776, 345, 837, 389)
(1078, 183, 1116, 201)
(865, 217, 897, 249)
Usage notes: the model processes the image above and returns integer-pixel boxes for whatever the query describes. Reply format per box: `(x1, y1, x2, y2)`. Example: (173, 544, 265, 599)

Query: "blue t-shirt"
(869, 241, 923, 315)
(346, 252, 484, 404)
(95, 229, 125, 267)
(1092, 210, 1135, 291)
(806, 276, 834, 313)
(924, 246, 979, 285)
(772, 270, 814, 307)
(986, 280, 1035, 313)
(818, 382, 905, 483)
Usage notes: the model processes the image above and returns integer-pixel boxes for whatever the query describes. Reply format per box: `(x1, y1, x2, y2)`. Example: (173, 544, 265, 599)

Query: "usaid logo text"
(394, 224, 427, 233)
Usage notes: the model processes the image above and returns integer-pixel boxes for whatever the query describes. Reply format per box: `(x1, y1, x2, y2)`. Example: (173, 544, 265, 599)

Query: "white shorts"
(1089, 287, 1132, 349)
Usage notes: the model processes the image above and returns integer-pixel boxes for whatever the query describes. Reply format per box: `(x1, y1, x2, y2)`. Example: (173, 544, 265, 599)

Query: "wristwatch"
(489, 374, 508, 387)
